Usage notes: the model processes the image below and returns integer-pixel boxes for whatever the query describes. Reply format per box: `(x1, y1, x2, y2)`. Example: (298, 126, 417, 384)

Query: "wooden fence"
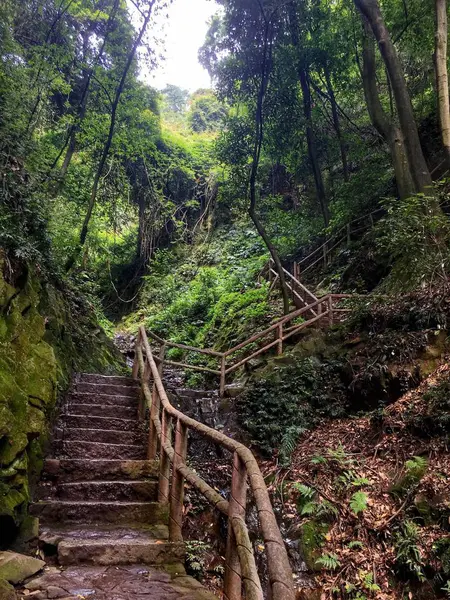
(132, 327, 295, 600)
(144, 294, 353, 396)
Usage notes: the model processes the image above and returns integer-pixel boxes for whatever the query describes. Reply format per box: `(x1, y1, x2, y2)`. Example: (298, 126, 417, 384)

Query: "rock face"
(0, 551, 45, 584)
(0, 253, 122, 541)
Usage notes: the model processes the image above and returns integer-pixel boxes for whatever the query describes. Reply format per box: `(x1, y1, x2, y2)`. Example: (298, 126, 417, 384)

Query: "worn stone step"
(67, 403, 137, 418)
(74, 382, 138, 397)
(63, 414, 139, 431)
(31, 500, 169, 525)
(79, 374, 138, 387)
(64, 428, 145, 445)
(58, 537, 184, 566)
(62, 440, 145, 460)
(37, 480, 158, 501)
(43, 459, 159, 482)
(67, 391, 138, 407)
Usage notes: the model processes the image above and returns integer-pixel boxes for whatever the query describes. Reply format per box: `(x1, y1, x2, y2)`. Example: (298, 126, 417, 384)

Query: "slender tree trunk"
(288, 2, 329, 226)
(361, 17, 415, 199)
(299, 67, 330, 225)
(66, 1, 155, 271)
(435, 0, 450, 166)
(50, 0, 121, 183)
(355, 0, 432, 193)
(249, 13, 290, 315)
(324, 64, 350, 182)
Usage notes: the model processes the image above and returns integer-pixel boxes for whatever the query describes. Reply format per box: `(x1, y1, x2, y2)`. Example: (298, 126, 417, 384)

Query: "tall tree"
(354, 0, 432, 195)
(361, 17, 415, 199)
(288, 1, 329, 226)
(435, 0, 450, 166)
(66, 0, 156, 271)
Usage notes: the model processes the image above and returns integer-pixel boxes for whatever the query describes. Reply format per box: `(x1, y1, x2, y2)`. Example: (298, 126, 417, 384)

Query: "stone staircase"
(26, 373, 216, 599)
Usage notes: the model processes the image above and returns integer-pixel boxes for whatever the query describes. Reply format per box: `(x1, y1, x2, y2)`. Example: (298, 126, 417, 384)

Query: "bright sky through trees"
(147, 0, 217, 91)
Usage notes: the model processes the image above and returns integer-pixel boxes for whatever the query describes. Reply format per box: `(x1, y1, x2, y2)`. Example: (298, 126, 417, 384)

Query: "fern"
(310, 454, 328, 465)
(350, 491, 368, 515)
(293, 483, 315, 500)
(279, 426, 305, 466)
(351, 476, 372, 488)
(359, 571, 381, 592)
(316, 552, 341, 570)
(300, 501, 317, 516)
(405, 455, 428, 473)
(348, 540, 364, 549)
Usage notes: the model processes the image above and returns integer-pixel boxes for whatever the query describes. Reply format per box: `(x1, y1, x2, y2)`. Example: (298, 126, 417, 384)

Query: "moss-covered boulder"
(298, 521, 329, 572)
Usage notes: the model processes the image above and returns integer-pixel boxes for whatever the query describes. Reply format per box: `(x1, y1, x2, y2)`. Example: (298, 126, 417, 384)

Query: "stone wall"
(0, 252, 123, 543)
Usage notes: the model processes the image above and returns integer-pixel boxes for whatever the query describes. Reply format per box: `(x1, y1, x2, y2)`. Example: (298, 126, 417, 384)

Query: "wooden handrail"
(143, 294, 355, 395)
(133, 327, 295, 600)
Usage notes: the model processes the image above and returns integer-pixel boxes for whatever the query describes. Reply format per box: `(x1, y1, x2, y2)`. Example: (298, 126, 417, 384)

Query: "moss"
(0, 578, 16, 600)
(0, 252, 125, 534)
(299, 521, 329, 572)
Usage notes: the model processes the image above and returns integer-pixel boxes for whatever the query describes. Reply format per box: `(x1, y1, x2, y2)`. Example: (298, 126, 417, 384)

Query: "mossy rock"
(299, 520, 329, 572)
(0, 578, 17, 600)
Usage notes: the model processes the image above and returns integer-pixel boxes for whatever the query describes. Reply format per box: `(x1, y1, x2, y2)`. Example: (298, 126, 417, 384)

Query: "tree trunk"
(361, 17, 415, 199)
(66, 1, 155, 271)
(324, 64, 350, 182)
(249, 14, 290, 315)
(355, 0, 432, 194)
(288, 2, 329, 226)
(299, 67, 330, 225)
(435, 0, 450, 166)
(50, 0, 121, 184)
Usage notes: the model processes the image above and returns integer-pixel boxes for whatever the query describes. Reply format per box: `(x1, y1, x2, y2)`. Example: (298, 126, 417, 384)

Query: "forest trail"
(23, 374, 216, 600)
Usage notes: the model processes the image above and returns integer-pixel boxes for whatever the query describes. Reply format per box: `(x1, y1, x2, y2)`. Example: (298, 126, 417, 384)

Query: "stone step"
(63, 428, 145, 445)
(67, 392, 138, 407)
(31, 500, 169, 525)
(63, 414, 139, 431)
(79, 374, 138, 387)
(68, 403, 137, 418)
(58, 537, 184, 566)
(62, 440, 145, 460)
(74, 382, 138, 397)
(43, 459, 159, 482)
(37, 480, 158, 501)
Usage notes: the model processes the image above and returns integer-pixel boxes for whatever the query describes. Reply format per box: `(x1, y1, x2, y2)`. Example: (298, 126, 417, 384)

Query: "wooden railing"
(132, 326, 295, 600)
(144, 294, 353, 396)
(293, 208, 384, 276)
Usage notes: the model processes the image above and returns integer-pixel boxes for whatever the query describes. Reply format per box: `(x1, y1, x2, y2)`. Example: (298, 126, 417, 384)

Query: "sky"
(146, 0, 218, 92)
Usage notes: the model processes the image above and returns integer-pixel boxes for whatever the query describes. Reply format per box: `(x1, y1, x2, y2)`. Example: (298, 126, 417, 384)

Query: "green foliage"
(293, 483, 338, 520)
(349, 491, 368, 515)
(376, 194, 450, 291)
(391, 456, 428, 497)
(238, 357, 347, 455)
(394, 520, 426, 582)
(315, 552, 341, 570)
(279, 425, 305, 466)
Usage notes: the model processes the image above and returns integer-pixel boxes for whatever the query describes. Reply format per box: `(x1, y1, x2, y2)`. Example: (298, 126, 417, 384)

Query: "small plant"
(293, 483, 338, 519)
(185, 540, 212, 579)
(310, 454, 328, 465)
(394, 520, 426, 582)
(348, 540, 364, 549)
(442, 580, 450, 597)
(350, 491, 368, 515)
(279, 425, 305, 466)
(391, 455, 428, 497)
(359, 570, 381, 593)
(315, 552, 341, 570)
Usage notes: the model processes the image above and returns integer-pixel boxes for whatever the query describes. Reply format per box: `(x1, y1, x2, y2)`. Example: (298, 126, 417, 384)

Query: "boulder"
(0, 551, 45, 584)
(0, 579, 16, 600)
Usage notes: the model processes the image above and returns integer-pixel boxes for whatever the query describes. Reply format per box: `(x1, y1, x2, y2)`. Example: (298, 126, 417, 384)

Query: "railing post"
(169, 419, 188, 542)
(328, 295, 334, 326)
(220, 355, 226, 398)
(148, 344, 166, 459)
(158, 408, 171, 503)
(131, 330, 141, 379)
(224, 452, 247, 600)
(277, 323, 283, 355)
